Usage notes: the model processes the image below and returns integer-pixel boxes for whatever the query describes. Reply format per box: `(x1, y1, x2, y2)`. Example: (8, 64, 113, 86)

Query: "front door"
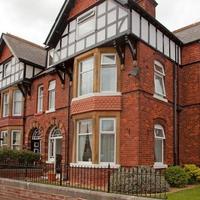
(31, 139, 40, 153)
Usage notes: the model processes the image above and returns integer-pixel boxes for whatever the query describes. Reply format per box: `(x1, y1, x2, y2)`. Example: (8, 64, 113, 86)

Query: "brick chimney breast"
(135, 0, 158, 17)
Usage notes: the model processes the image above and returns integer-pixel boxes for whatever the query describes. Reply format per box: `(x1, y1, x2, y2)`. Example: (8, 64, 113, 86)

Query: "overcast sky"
(0, 0, 199, 45)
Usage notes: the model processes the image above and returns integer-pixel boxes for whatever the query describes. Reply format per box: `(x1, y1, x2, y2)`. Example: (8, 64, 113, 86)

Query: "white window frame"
(77, 119, 93, 164)
(47, 49, 54, 68)
(154, 124, 166, 167)
(76, 9, 96, 39)
(154, 61, 166, 98)
(48, 80, 56, 112)
(3, 93, 9, 117)
(78, 57, 94, 97)
(11, 130, 21, 150)
(100, 53, 117, 93)
(48, 127, 62, 163)
(12, 90, 23, 116)
(37, 85, 44, 113)
(0, 131, 8, 147)
(99, 118, 116, 165)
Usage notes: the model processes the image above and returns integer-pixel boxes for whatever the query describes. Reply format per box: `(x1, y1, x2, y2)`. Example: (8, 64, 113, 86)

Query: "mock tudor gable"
(0, 34, 46, 92)
(45, 0, 182, 69)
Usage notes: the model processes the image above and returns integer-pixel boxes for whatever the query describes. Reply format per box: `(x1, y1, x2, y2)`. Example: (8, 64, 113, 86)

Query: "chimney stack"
(135, 0, 158, 17)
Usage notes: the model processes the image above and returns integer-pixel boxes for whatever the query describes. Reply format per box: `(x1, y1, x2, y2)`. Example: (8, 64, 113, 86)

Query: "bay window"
(77, 120, 93, 163)
(101, 54, 117, 92)
(154, 61, 166, 98)
(75, 49, 119, 98)
(100, 118, 116, 163)
(37, 85, 44, 113)
(13, 90, 23, 116)
(48, 80, 56, 111)
(78, 57, 94, 96)
(3, 93, 9, 117)
(11, 130, 21, 150)
(154, 124, 165, 167)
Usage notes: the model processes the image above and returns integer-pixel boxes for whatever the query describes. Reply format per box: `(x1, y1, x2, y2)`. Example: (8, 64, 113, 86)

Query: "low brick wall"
(0, 178, 160, 200)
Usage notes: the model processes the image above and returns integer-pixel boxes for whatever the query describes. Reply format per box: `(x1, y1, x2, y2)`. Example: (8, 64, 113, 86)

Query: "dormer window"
(77, 10, 96, 39)
(4, 61, 11, 77)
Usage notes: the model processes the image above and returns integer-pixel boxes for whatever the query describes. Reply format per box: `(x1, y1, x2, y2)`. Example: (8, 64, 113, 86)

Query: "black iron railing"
(0, 163, 168, 199)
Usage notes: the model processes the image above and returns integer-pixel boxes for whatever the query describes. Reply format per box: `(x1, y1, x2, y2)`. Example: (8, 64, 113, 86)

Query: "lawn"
(167, 186, 200, 200)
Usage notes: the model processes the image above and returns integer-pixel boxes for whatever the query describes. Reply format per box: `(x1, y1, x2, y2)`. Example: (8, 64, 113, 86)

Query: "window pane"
(12, 132, 20, 146)
(155, 75, 165, 95)
(80, 57, 94, 72)
(78, 135, 92, 162)
(102, 55, 116, 64)
(100, 134, 114, 162)
(79, 57, 94, 96)
(14, 102, 22, 115)
(155, 139, 163, 163)
(50, 139, 54, 158)
(155, 128, 164, 138)
(101, 67, 116, 92)
(78, 16, 95, 38)
(13, 90, 22, 115)
(155, 64, 164, 74)
(49, 90, 55, 110)
(79, 71, 93, 95)
(101, 120, 114, 132)
(79, 120, 92, 134)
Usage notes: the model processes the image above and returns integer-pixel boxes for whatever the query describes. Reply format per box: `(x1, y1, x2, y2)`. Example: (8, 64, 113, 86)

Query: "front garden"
(165, 164, 200, 200)
(0, 148, 200, 200)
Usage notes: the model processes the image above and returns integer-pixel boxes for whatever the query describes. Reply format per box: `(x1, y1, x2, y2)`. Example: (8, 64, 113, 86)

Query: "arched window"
(154, 61, 166, 98)
(154, 124, 165, 167)
(32, 128, 41, 140)
(48, 127, 62, 162)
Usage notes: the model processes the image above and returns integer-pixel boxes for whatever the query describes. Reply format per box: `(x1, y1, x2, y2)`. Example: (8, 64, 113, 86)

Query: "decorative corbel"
(17, 80, 31, 97)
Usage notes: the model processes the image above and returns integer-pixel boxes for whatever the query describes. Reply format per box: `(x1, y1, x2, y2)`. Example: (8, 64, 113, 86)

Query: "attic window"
(4, 61, 12, 77)
(77, 10, 96, 39)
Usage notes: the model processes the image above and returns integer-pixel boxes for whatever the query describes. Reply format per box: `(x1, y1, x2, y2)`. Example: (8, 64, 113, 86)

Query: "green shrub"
(165, 166, 189, 188)
(110, 166, 169, 194)
(184, 164, 200, 184)
(0, 148, 40, 164)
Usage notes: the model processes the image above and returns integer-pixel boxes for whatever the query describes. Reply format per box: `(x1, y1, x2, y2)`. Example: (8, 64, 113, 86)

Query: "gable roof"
(45, 0, 75, 47)
(2, 33, 46, 67)
(174, 21, 200, 44)
(45, 0, 181, 48)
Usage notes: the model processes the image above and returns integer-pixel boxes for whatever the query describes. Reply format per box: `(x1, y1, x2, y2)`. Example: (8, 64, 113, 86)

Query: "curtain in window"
(155, 139, 162, 163)
(100, 134, 114, 162)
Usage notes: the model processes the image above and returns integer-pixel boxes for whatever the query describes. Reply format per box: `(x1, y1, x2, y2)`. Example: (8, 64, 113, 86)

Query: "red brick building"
(0, 0, 200, 169)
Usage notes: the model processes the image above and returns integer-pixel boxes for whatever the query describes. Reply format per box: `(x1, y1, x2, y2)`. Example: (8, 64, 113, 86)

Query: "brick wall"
(24, 72, 71, 163)
(120, 41, 175, 166)
(179, 41, 200, 165)
(0, 44, 12, 63)
(0, 184, 80, 200)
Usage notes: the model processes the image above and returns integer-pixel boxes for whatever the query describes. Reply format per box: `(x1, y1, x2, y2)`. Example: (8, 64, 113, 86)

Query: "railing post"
(25, 162, 28, 180)
(60, 164, 63, 186)
(107, 164, 111, 193)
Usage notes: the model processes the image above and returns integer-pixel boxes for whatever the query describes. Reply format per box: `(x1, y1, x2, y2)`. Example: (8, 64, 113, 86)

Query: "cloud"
(156, 0, 200, 31)
(0, 0, 64, 45)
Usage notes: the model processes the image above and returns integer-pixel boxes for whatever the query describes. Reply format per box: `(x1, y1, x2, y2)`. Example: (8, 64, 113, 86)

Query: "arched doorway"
(48, 126, 62, 163)
(31, 128, 41, 153)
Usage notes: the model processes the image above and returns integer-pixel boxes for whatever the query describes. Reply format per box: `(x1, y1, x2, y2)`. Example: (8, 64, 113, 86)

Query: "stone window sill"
(153, 94, 168, 103)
